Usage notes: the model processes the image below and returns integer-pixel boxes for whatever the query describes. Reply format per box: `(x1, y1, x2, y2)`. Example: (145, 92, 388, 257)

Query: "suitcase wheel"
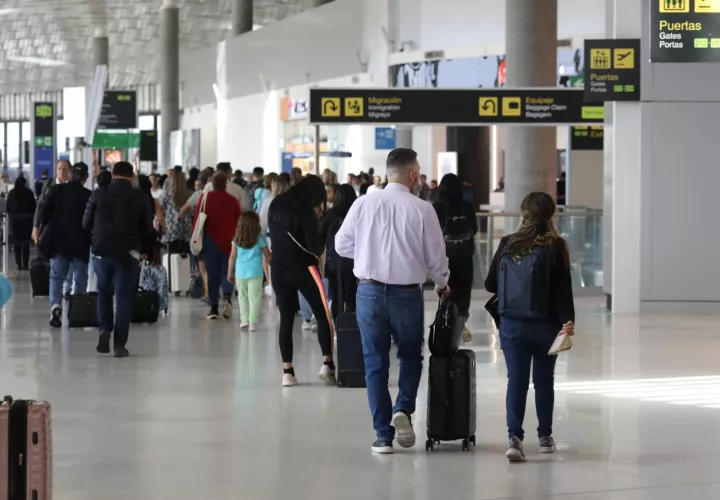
(336, 378, 346, 388)
(462, 439, 470, 452)
(469, 435, 476, 446)
(174, 291, 180, 297)
(425, 439, 434, 451)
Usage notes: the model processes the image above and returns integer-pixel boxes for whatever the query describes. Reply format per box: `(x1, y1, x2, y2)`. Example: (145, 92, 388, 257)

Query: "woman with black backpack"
(433, 174, 478, 342)
(484, 192, 575, 463)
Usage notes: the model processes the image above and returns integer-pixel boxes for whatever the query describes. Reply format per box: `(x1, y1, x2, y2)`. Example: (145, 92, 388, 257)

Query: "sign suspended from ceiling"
(98, 90, 138, 129)
(310, 88, 603, 125)
(652, 0, 720, 62)
(584, 39, 641, 101)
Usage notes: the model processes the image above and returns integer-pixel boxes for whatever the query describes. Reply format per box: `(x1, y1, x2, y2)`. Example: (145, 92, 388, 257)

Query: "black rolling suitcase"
(131, 289, 161, 324)
(426, 349, 477, 451)
(334, 268, 365, 388)
(30, 258, 50, 298)
(67, 292, 99, 328)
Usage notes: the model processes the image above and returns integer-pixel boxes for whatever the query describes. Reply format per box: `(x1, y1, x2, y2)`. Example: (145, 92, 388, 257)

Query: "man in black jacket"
(83, 161, 153, 358)
(40, 162, 92, 328)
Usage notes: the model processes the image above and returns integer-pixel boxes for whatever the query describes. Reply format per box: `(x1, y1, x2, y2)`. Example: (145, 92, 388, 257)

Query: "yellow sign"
(695, 0, 720, 12)
(35, 104, 52, 118)
(582, 106, 605, 120)
(613, 48, 635, 69)
(590, 49, 612, 69)
(344, 97, 364, 117)
(502, 97, 522, 117)
(659, 0, 689, 12)
(321, 98, 341, 117)
(478, 97, 498, 117)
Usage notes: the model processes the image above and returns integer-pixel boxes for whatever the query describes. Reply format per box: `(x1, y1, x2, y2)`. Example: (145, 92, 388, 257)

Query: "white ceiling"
(0, 0, 311, 93)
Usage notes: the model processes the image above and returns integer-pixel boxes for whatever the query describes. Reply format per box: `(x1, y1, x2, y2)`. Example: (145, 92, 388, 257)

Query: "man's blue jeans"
(94, 256, 137, 349)
(50, 257, 88, 308)
(201, 234, 233, 307)
(500, 317, 559, 441)
(356, 283, 424, 441)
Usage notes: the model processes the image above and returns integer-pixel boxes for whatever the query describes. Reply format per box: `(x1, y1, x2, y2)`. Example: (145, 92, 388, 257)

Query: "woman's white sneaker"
(282, 373, 298, 387)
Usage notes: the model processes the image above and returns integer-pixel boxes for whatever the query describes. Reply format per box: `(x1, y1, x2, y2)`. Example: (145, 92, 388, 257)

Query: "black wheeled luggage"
(131, 289, 160, 324)
(426, 349, 477, 451)
(67, 292, 99, 328)
(334, 267, 365, 388)
(30, 258, 50, 298)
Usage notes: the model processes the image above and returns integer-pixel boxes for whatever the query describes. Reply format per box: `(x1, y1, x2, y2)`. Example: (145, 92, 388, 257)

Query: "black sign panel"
(570, 126, 604, 150)
(139, 130, 158, 162)
(310, 89, 604, 125)
(33, 102, 54, 138)
(652, 0, 720, 62)
(584, 39, 641, 101)
(98, 90, 138, 129)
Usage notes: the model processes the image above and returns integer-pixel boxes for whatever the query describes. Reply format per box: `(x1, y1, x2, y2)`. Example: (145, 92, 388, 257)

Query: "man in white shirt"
(203, 162, 247, 211)
(335, 148, 450, 455)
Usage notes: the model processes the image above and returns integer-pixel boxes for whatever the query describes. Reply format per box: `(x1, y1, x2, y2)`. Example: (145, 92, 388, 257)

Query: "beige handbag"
(548, 332, 573, 355)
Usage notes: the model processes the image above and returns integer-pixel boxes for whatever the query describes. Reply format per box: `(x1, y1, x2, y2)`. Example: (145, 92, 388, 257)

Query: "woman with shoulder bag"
(485, 192, 575, 463)
(433, 174, 478, 342)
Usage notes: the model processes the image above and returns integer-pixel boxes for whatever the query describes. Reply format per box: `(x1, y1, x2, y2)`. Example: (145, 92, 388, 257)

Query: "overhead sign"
(584, 39, 641, 101)
(32, 101, 55, 181)
(651, 0, 720, 62)
(310, 88, 603, 125)
(98, 90, 138, 129)
(374, 127, 396, 150)
(570, 126, 604, 151)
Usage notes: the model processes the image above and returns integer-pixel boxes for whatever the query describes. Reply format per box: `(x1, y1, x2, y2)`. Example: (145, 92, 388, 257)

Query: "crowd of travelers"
(6, 149, 575, 462)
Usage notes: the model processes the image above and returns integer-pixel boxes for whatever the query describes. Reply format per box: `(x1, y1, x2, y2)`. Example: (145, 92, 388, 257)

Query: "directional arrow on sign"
(323, 100, 339, 115)
(481, 99, 496, 114)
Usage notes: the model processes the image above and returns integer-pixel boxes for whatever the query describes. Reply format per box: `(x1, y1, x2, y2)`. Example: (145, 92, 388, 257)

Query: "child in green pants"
(228, 211, 270, 331)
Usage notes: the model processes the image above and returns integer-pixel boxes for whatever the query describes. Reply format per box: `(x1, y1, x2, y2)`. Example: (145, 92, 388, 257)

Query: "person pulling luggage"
(484, 192, 575, 463)
(83, 161, 154, 358)
(38, 162, 92, 328)
(335, 148, 450, 455)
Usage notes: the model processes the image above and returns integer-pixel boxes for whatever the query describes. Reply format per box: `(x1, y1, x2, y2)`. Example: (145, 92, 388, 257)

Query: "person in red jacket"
(193, 172, 241, 319)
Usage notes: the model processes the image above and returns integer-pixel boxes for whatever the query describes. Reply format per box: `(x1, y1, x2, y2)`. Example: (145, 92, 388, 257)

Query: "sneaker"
(96, 330, 111, 354)
(462, 327, 472, 343)
(539, 436, 556, 453)
(222, 296, 232, 319)
(282, 373, 298, 387)
(318, 364, 336, 385)
(207, 307, 219, 320)
(113, 346, 129, 358)
(49, 305, 62, 328)
(506, 436, 527, 463)
(371, 439, 394, 454)
(392, 411, 416, 448)
(239, 322, 249, 329)
(249, 323, 258, 332)
(301, 320, 313, 331)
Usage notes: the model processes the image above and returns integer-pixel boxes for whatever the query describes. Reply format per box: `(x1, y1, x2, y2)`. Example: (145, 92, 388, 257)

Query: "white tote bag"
(190, 194, 208, 256)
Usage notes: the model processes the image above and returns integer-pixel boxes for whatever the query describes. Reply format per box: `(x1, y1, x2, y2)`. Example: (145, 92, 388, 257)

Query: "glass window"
(7, 122, 19, 171)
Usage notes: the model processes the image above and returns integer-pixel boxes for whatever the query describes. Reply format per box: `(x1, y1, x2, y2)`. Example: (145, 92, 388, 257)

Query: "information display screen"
(98, 90, 138, 129)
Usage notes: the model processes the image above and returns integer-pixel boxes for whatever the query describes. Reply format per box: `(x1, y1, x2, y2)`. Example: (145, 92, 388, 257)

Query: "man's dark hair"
(112, 161, 134, 178)
(233, 169, 243, 178)
(386, 148, 418, 169)
(253, 167, 264, 177)
(216, 162, 231, 174)
(41, 169, 49, 177)
(212, 171, 228, 191)
(420, 174, 427, 180)
(72, 162, 89, 182)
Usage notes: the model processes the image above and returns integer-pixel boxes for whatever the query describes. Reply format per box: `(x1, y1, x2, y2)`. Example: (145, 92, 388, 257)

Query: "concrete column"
(503, 0, 558, 211)
(92, 31, 109, 68)
(310, 0, 332, 6)
(160, 0, 180, 170)
(231, 0, 253, 36)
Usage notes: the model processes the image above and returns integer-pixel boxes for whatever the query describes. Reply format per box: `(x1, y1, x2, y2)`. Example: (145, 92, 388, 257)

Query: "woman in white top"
(150, 173, 163, 199)
(259, 175, 290, 239)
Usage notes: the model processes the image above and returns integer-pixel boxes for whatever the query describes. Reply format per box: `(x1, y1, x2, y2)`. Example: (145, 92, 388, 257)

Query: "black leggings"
(448, 256, 474, 318)
(272, 264, 333, 364)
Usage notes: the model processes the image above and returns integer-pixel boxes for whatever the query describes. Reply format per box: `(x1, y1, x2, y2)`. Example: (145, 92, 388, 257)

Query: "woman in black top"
(433, 174, 478, 340)
(484, 192, 575, 463)
(268, 175, 334, 387)
(6, 177, 36, 270)
(319, 184, 357, 320)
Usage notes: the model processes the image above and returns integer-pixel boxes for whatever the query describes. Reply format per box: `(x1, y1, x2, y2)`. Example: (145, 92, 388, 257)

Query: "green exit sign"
(34, 136, 53, 147)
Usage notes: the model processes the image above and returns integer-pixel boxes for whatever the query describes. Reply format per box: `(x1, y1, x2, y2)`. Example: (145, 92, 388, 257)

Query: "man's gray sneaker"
(506, 436, 526, 463)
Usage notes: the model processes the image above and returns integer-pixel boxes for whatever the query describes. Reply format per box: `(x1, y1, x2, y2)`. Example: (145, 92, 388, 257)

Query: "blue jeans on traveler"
(49, 257, 88, 308)
(201, 234, 233, 307)
(94, 256, 138, 349)
(500, 317, 559, 441)
(356, 283, 424, 441)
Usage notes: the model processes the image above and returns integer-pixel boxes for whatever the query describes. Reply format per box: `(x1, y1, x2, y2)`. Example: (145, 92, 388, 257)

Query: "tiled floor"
(2, 273, 720, 499)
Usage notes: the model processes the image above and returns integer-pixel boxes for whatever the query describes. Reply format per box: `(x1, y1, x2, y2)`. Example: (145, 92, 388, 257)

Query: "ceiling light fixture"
(6, 55, 66, 67)
(0, 8, 18, 16)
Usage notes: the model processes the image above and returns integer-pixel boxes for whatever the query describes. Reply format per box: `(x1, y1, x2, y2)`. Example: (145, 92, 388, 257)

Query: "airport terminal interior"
(0, 0, 718, 499)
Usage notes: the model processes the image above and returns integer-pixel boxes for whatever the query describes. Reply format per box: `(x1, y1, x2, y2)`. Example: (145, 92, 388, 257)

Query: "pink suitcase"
(0, 398, 52, 500)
